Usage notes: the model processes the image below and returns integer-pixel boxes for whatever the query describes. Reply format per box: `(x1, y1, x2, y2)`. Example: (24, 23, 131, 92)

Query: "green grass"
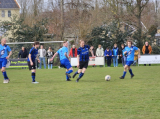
(0, 66, 160, 119)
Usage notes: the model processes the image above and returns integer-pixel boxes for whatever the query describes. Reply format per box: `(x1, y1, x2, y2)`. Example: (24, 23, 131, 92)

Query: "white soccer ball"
(105, 75, 111, 81)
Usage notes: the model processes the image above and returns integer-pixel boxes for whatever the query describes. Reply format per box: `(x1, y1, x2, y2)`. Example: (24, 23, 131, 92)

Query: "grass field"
(0, 66, 160, 119)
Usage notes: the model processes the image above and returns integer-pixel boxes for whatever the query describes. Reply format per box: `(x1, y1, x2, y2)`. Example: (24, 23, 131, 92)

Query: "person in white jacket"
(96, 45, 104, 57)
(96, 45, 104, 67)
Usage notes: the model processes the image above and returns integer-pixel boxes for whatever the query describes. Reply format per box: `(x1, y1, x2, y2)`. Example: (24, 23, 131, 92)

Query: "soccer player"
(27, 41, 40, 84)
(119, 40, 140, 79)
(0, 38, 12, 83)
(72, 40, 94, 82)
(50, 41, 73, 81)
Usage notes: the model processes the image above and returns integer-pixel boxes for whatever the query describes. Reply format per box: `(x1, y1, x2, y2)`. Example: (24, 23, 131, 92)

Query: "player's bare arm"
(124, 51, 127, 54)
(50, 52, 58, 61)
(6, 51, 12, 59)
(29, 54, 33, 66)
(36, 55, 40, 63)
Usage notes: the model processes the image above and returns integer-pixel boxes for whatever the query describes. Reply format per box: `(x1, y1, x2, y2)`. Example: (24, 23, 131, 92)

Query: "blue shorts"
(126, 61, 134, 66)
(60, 59, 72, 69)
(0, 58, 7, 68)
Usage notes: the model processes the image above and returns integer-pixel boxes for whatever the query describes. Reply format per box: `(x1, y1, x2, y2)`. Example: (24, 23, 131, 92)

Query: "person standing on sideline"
(72, 40, 94, 82)
(28, 41, 40, 83)
(142, 42, 152, 66)
(112, 43, 119, 67)
(47, 47, 54, 69)
(132, 50, 139, 66)
(18, 47, 28, 59)
(89, 46, 95, 57)
(0, 38, 12, 83)
(69, 45, 77, 57)
(119, 44, 126, 67)
(96, 45, 104, 67)
(38, 45, 46, 69)
(104, 47, 112, 67)
(50, 41, 73, 81)
(119, 40, 140, 79)
(89, 46, 96, 67)
(96, 45, 104, 57)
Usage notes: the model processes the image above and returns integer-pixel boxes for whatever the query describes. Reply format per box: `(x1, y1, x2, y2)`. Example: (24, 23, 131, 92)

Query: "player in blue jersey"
(119, 40, 141, 79)
(0, 38, 12, 84)
(28, 41, 40, 84)
(50, 41, 73, 81)
(72, 40, 94, 82)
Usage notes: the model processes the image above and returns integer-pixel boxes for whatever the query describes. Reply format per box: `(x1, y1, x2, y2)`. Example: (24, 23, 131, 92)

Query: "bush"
(152, 45, 160, 54)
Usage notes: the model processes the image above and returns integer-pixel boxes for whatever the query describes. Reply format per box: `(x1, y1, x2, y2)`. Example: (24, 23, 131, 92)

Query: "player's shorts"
(126, 61, 134, 66)
(60, 59, 72, 69)
(0, 58, 7, 68)
(79, 61, 89, 69)
(28, 61, 36, 70)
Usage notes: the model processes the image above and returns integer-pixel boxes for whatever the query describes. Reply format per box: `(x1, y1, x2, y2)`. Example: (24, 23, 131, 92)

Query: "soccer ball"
(105, 75, 111, 81)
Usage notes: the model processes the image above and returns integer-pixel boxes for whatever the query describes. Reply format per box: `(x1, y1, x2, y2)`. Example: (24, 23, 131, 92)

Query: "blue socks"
(67, 70, 73, 74)
(2, 71, 9, 80)
(75, 71, 78, 75)
(122, 71, 127, 78)
(32, 72, 35, 82)
(66, 70, 73, 80)
(78, 73, 84, 79)
(122, 69, 133, 78)
(129, 69, 133, 76)
(66, 74, 69, 80)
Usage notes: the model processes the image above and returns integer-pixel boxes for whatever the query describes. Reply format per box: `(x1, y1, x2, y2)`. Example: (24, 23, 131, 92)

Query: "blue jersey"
(57, 46, 68, 61)
(112, 47, 119, 56)
(124, 46, 138, 61)
(77, 45, 90, 62)
(0, 44, 11, 58)
(27, 47, 38, 62)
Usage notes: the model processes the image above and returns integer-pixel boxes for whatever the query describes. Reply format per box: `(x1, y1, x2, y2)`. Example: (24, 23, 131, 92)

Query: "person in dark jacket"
(46, 47, 54, 69)
(104, 47, 112, 67)
(119, 44, 126, 67)
(18, 47, 28, 59)
(112, 43, 119, 67)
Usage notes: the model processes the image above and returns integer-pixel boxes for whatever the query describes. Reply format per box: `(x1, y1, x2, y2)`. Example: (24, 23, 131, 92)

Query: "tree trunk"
(155, 0, 158, 26)
(60, 0, 64, 41)
(137, 0, 143, 48)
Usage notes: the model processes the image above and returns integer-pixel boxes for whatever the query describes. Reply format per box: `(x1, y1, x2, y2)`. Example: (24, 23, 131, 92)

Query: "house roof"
(0, 0, 20, 9)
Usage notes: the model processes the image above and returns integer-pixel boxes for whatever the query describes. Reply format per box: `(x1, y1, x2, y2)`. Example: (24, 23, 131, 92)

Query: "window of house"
(8, 10, 11, 17)
(1, 10, 5, 17)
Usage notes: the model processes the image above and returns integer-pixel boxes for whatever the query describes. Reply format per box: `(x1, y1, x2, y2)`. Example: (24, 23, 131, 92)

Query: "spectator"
(119, 44, 126, 67)
(96, 45, 104, 57)
(38, 45, 46, 69)
(47, 47, 54, 69)
(104, 47, 112, 67)
(18, 47, 28, 59)
(112, 43, 119, 67)
(69, 45, 77, 57)
(89, 46, 96, 67)
(142, 42, 152, 66)
(96, 45, 104, 67)
(89, 46, 95, 56)
(132, 50, 139, 66)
